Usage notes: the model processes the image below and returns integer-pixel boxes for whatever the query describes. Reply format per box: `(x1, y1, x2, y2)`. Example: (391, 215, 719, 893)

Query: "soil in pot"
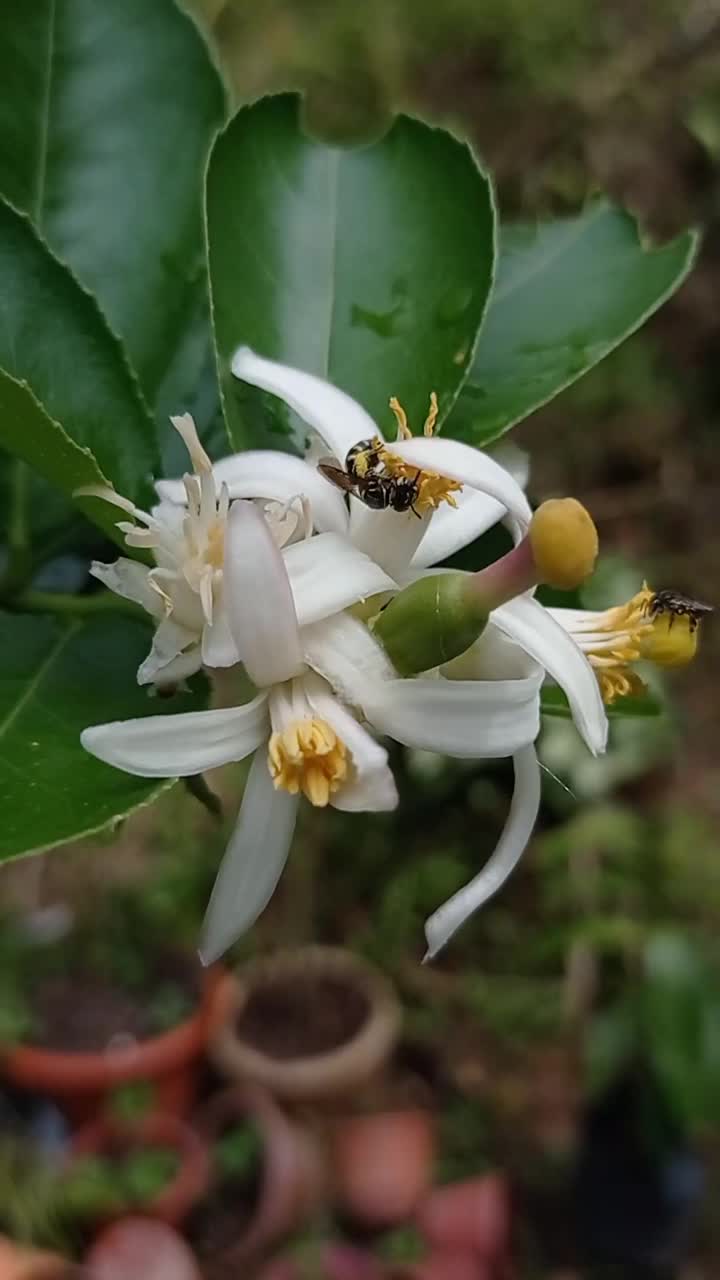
(235, 973, 370, 1061)
(188, 1118, 264, 1276)
(25, 954, 201, 1053)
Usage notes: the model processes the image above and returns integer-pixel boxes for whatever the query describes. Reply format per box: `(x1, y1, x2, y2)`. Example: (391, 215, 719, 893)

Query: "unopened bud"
(529, 499, 598, 591)
(372, 573, 489, 676)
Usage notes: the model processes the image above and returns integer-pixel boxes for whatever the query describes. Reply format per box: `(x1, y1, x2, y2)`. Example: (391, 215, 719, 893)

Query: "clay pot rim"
(1, 967, 232, 1095)
(210, 946, 402, 1100)
(70, 1111, 211, 1227)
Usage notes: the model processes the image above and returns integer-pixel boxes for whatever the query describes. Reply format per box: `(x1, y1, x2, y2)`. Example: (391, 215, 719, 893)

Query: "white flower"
(157, 348, 532, 582)
(82, 501, 556, 963)
(82, 500, 399, 962)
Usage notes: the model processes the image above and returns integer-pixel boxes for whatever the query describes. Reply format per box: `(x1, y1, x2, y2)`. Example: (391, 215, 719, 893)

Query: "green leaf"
(541, 685, 663, 720)
(0, 201, 157, 510)
(0, 613, 208, 862)
(0, 0, 226, 406)
(207, 94, 495, 452)
(446, 203, 698, 446)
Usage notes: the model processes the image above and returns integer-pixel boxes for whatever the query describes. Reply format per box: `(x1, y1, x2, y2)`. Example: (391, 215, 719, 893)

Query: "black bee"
(318, 438, 422, 516)
(646, 589, 713, 633)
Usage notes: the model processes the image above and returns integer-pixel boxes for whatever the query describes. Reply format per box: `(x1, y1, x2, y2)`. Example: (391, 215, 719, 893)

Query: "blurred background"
(2, 2, 720, 1278)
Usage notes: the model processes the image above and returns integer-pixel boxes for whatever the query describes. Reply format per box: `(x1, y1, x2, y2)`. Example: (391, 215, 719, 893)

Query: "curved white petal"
(442, 622, 540, 682)
(302, 612, 396, 709)
(137, 617, 200, 686)
(91, 559, 164, 619)
(157, 451, 349, 537)
(364, 666, 542, 759)
(224, 500, 304, 688)
(284, 533, 395, 629)
(411, 487, 507, 570)
(231, 347, 382, 461)
(388, 437, 532, 531)
(200, 750, 299, 964)
(424, 745, 541, 958)
(492, 595, 608, 755)
(201, 603, 241, 670)
(304, 677, 398, 813)
(81, 695, 269, 777)
(349, 505, 431, 580)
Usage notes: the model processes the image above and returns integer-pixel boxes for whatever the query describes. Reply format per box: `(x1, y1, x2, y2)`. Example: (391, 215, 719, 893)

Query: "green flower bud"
(372, 573, 489, 676)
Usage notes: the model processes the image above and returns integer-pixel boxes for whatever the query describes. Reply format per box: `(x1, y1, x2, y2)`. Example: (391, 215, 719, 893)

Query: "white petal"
(364, 667, 542, 759)
(81, 696, 269, 777)
(201, 603, 241, 670)
(157, 451, 349, 537)
(491, 595, 608, 755)
(90, 559, 164, 619)
(424, 745, 541, 958)
(137, 617, 200, 686)
(411, 487, 507, 570)
(388, 436, 532, 531)
(284, 533, 395, 628)
(442, 622, 540, 681)
(231, 348, 382, 461)
(199, 750, 299, 964)
(224, 500, 304, 688)
(303, 677, 398, 813)
(349, 505, 431, 580)
(302, 612, 396, 709)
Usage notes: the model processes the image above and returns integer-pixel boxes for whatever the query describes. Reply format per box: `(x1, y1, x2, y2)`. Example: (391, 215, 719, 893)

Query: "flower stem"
(6, 589, 146, 621)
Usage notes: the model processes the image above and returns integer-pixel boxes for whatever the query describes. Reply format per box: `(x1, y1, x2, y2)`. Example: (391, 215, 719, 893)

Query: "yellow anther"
(529, 499, 599, 590)
(267, 718, 349, 807)
(598, 667, 647, 705)
(423, 391, 439, 437)
(389, 396, 412, 440)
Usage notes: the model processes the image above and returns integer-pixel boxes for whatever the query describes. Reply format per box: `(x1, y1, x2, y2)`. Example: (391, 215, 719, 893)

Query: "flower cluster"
(81, 350, 707, 964)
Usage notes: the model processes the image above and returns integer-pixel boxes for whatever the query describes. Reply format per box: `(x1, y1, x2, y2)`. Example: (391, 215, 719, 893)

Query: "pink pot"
(392, 1250, 490, 1280)
(416, 1174, 509, 1259)
(195, 1083, 325, 1263)
(332, 1109, 435, 1226)
(86, 1218, 201, 1280)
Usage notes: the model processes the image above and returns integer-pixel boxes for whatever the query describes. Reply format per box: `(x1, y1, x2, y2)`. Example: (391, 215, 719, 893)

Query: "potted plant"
(190, 1083, 325, 1269)
(210, 947, 402, 1101)
(0, 885, 231, 1124)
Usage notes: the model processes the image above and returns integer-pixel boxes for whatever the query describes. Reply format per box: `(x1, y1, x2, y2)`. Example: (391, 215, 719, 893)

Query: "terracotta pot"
(416, 1174, 509, 1258)
(85, 1218, 201, 1280)
(195, 1082, 325, 1263)
(0, 1238, 79, 1280)
(390, 1250, 489, 1280)
(332, 1109, 436, 1226)
(210, 947, 402, 1101)
(70, 1112, 211, 1228)
(1, 968, 232, 1126)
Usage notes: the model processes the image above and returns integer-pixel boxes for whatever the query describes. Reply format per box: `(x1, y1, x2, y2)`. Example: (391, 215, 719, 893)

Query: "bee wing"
(317, 459, 357, 495)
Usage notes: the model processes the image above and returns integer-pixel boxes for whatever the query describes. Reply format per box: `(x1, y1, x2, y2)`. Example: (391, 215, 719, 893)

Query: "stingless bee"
(318, 438, 422, 516)
(646, 589, 714, 633)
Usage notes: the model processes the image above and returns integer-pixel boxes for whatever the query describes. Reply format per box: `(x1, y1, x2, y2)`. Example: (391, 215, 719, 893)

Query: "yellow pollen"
(529, 499, 599, 590)
(597, 667, 648, 705)
(382, 393, 462, 514)
(267, 718, 349, 807)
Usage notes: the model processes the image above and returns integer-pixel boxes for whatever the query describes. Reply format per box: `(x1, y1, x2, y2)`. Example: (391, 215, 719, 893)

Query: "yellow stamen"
(389, 396, 412, 440)
(575, 582, 704, 704)
(382, 393, 462, 514)
(529, 499, 599, 590)
(267, 717, 349, 807)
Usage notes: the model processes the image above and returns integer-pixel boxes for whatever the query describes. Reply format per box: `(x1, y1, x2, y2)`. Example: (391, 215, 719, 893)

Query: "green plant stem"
(5, 589, 146, 621)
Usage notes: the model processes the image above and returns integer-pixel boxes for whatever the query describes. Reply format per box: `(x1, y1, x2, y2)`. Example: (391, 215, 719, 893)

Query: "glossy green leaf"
(0, 201, 157, 510)
(0, 0, 226, 406)
(446, 204, 697, 446)
(541, 685, 662, 720)
(0, 613, 208, 862)
(207, 94, 495, 452)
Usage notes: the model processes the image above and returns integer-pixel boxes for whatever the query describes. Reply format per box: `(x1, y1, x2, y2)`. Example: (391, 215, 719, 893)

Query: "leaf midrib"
(491, 203, 608, 307)
(33, 0, 56, 228)
(0, 618, 78, 742)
